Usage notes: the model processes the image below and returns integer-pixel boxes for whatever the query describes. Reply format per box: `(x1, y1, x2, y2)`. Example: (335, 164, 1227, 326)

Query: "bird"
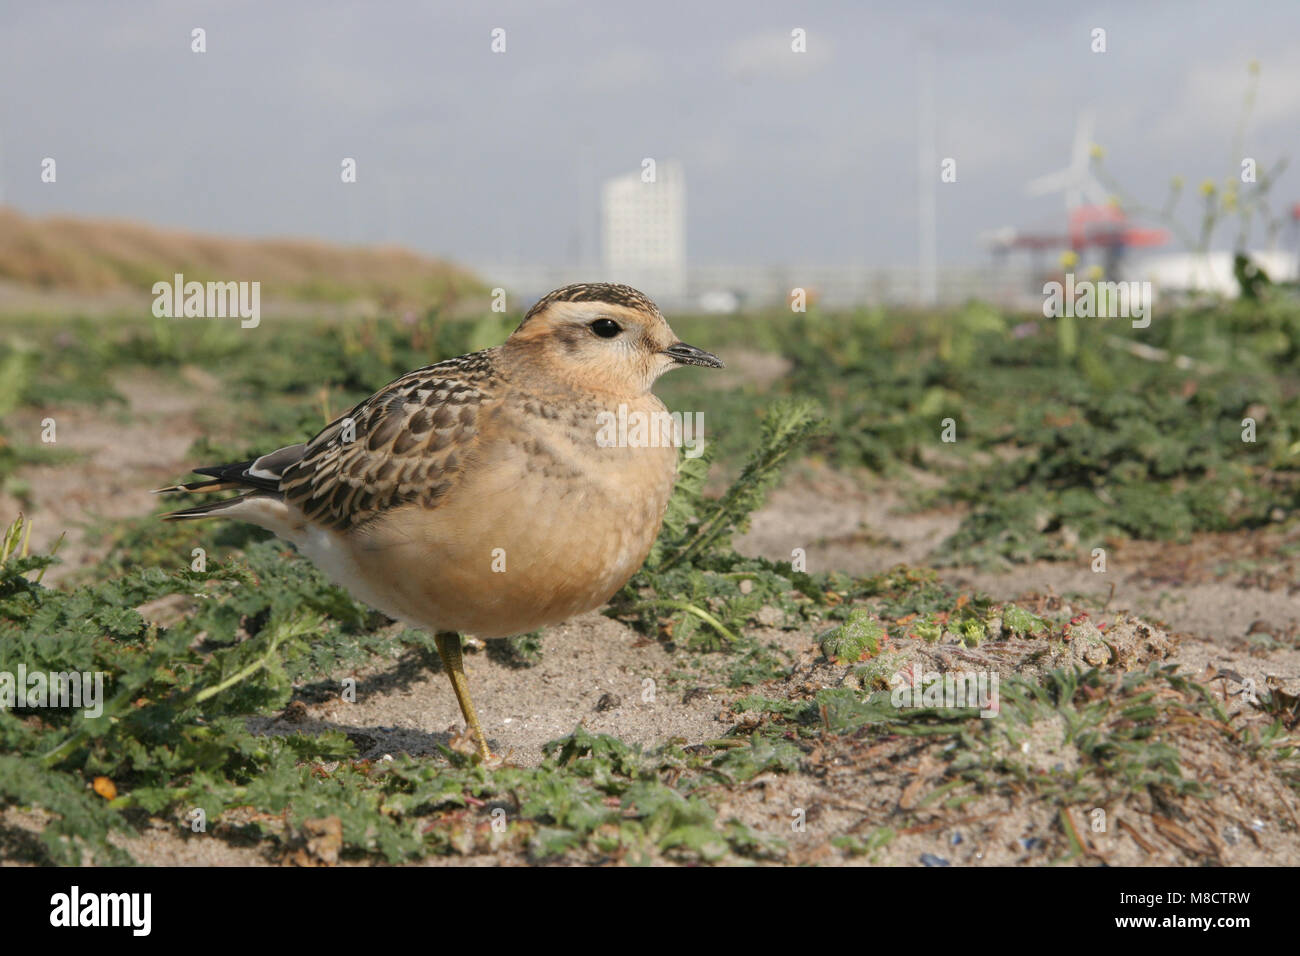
(155, 283, 723, 761)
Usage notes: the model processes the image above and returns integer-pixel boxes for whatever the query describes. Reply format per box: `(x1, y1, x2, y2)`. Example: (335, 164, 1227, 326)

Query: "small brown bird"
(156, 283, 723, 760)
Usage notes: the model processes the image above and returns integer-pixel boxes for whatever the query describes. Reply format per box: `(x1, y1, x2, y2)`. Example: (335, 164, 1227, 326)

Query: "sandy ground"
(0, 369, 215, 581)
(249, 610, 759, 766)
(4, 371, 1299, 865)
(735, 463, 1300, 646)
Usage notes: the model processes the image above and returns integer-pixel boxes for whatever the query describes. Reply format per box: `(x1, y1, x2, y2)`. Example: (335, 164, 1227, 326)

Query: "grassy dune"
(0, 207, 481, 310)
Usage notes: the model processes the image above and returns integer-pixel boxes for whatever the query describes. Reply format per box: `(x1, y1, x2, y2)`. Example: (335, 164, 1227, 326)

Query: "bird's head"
(504, 283, 723, 395)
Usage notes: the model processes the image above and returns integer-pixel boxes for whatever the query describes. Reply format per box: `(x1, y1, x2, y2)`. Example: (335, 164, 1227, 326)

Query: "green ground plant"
(0, 396, 836, 864)
(2, 290, 1298, 864)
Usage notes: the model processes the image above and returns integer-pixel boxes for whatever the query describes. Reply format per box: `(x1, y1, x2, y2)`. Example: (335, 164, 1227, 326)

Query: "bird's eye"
(590, 318, 622, 338)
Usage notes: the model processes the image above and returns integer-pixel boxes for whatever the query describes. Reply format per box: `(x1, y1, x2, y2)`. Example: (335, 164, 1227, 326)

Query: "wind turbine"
(1025, 109, 1108, 211)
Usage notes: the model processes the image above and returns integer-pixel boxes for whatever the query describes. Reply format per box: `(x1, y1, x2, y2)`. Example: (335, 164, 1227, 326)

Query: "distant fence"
(472, 263, 1044, 312)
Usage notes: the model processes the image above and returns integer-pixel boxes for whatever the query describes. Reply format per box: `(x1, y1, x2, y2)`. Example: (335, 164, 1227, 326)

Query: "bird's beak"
(662, 342, 724, 369)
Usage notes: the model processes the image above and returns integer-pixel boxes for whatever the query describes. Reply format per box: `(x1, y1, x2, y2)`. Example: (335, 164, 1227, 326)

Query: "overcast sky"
(2, 0, 1297, 268)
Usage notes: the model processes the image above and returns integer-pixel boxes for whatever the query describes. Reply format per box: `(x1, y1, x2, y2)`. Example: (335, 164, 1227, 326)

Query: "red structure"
(995, 205, 1169, 254)
(984, 204, 1170, 280)
(1063, 205, 1169, 251)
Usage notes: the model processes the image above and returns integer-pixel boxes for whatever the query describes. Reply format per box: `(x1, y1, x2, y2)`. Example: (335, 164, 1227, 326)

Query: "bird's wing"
(278, 351, 499, 530)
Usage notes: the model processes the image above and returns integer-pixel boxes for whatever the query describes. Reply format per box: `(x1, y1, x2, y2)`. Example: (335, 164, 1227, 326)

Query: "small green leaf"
(821, 610, 885, 664)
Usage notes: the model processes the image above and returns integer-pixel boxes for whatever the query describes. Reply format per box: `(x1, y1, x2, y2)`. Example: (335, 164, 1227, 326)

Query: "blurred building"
(1136, 250, 1299, 297)
(600, 161, 686, 303)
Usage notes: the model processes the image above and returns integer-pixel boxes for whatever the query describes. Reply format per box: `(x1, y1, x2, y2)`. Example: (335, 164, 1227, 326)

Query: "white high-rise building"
(600, 161, 686, 302)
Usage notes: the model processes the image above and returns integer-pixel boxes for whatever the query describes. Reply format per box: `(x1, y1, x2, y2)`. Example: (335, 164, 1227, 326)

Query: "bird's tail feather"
(159, 493, 258, 521)
(156, 443, 306, 521)
(153, 477, 242, 495)
(155, 454, 289, 520)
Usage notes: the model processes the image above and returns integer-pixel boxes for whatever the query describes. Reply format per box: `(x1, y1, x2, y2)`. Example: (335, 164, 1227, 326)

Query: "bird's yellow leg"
(434, 631, 491, 762)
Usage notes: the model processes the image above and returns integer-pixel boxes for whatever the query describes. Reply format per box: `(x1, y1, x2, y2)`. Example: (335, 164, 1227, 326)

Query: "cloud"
(1154, 51, 1300, 145)
(579, 48, 663, 93)
(725, 29, 833, 81)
